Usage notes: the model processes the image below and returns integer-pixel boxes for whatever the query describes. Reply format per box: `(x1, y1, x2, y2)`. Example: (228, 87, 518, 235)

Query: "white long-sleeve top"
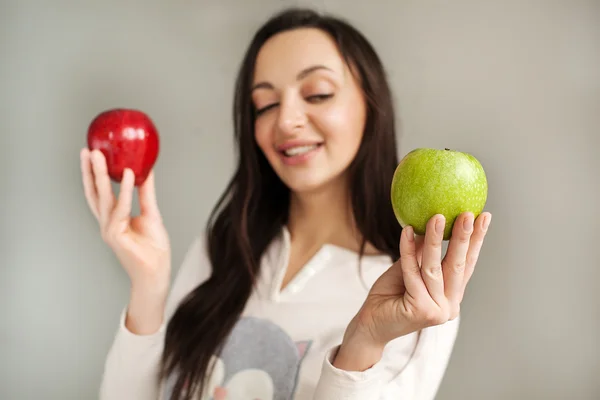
(99, 226, 460, 400)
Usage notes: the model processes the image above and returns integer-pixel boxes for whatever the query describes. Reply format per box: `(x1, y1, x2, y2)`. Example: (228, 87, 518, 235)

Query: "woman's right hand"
(80, 148, 171, 332)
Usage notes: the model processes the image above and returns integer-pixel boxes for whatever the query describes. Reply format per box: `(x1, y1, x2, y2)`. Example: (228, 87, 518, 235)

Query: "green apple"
(391, 148, 488, 240)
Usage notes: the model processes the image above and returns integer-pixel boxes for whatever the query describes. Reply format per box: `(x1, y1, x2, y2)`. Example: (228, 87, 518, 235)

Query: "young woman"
(80, 7, 491, 400)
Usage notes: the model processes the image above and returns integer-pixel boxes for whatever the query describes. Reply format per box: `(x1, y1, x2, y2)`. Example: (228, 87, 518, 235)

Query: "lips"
(283, 144, 322, 157)
(276, 139, 324, 156)
(275, 140, 324, 166)
(277, 139, 323, 151)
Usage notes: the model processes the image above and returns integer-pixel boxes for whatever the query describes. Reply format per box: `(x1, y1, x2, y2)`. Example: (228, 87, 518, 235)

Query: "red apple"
(87, 108, 160, 186)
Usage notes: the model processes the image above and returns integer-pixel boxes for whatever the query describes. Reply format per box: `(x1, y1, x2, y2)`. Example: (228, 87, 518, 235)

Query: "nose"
(277, 94, 307, 134)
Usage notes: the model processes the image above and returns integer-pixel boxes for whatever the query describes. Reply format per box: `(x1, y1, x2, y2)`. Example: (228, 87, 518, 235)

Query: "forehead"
(253, 28, 346, 84)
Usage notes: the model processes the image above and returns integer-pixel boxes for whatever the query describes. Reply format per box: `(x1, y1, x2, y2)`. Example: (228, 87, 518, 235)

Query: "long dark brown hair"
(160, 7, 402, 399)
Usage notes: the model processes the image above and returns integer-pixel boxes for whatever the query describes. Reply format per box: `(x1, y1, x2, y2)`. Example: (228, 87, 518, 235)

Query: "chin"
(281, 176, 328, 194)
(278, 169, 346, 195)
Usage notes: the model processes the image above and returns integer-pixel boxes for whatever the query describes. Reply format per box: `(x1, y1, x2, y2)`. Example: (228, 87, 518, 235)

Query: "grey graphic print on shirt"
(162, 316, 311, 400)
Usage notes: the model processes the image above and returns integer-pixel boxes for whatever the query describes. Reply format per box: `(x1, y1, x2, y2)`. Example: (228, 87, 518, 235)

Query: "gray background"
(1, 0, 599, 399)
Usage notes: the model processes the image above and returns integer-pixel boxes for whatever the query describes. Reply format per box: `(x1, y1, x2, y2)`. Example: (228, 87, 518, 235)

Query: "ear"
(295, 341, 312, 359)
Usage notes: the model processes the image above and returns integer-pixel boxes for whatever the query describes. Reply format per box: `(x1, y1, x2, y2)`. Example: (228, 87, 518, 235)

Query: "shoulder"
(177, 232, 212, 280)
(164, 232, 213, 317)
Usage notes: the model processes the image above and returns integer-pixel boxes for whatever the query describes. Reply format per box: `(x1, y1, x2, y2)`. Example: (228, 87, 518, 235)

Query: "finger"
(112, 168, 135, 224)
(462, 212, 492, 292)
(399, 226, 428, 298)
(420, 214, 446, 306)
(90, 149, 116, 230)
(80, 148, 100, 220)
(442, 212, 473, 309)
(414, 234, 425, 265)
(138, 170, 161, 219)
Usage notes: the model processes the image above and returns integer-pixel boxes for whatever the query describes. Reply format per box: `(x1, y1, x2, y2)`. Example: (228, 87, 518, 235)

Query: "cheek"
(254, 119, 273, 156)
(318, 101, 365, 154)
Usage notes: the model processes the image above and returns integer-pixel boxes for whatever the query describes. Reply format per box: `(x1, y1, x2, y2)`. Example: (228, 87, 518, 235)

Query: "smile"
(278, 143, 323, 165)
(283, 144, 320, 157)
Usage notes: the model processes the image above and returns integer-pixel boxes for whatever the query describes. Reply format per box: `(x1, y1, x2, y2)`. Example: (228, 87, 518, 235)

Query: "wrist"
(125, 283, 169, 335)
(130, 274, 170, 298)
(332, 317, 386, 372)
(130, 261, 171, 293)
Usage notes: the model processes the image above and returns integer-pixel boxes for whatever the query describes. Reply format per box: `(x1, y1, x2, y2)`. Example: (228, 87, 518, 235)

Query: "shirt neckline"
(270, 226, 393, 300)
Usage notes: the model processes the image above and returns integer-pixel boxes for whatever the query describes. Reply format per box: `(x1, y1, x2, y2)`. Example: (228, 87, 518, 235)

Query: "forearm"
(313, 320, 388, 400)
(100, 305, 166, 400)
(332, 317, 386, 371)
(125, 283, 169, 335)
(315, 317, 461, 400)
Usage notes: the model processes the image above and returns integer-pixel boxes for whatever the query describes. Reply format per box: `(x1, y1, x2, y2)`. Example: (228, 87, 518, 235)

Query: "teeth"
(284, 144, 318, 157)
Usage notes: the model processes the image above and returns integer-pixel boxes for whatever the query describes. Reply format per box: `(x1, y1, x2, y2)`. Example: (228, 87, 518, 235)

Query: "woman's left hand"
(334, 211, 491, 370)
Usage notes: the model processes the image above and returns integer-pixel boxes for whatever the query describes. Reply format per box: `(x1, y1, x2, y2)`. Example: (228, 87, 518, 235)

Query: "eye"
(306, 93, 334, 103)
(255, 103, 279, 116)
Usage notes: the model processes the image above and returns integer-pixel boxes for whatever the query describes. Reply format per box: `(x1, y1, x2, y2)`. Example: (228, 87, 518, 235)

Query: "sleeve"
(99, 235, 212, 400)
(312, 317, 460, 400)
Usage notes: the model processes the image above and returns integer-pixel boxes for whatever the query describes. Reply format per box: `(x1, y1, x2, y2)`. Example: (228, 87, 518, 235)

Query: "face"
(251, 28, 367, 194)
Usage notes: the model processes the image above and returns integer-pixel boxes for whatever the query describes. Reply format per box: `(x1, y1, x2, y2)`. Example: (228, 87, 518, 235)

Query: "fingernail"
(435, 216, 445, 234)
(463, 213, 474, 232)
(124, 168, 135, 182)
(405, 226, 414, 242)
(482, 214, 491, 231)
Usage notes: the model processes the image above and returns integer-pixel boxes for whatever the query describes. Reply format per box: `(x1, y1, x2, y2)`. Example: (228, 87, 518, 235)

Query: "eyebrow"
(251, 65, 334, 92)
